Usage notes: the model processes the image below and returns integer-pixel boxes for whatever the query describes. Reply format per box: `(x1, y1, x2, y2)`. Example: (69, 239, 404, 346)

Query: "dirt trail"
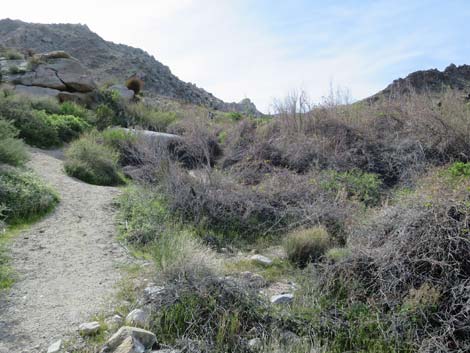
(0, 149, 129, 352)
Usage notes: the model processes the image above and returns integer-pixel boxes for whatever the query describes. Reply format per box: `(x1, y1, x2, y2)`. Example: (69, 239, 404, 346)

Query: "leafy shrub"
(320, 169, 383, 206)
(0, 120, 28, 166)
(283, 227, 331, 267)
(8, 65, 22, 74)
(36, 111, 90, 143)
(59, 101, 95, 123)
(0, 167, 58, 223)
(448, 161, 470, 177)
(64, 133, 124, 186)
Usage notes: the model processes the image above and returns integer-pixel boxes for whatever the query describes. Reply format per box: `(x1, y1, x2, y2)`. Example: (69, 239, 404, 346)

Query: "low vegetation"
(64, 132, 125, 186)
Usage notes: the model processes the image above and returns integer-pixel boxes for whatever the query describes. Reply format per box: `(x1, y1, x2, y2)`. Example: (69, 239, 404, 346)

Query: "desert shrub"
(320, 169, 383, 206)
(0, 120, 28, 166)
(59, 101, 95, 123)
(8, 65, 22, 74)
(152, 276, 270, 353)
(160, 165, 353, 239)
(35, 111, 90, 143)
(99, 128, 137, 164)
(0, 166, 58, 223)
(284, 227, 331, 267)
(95, 104, 115, 130)
(126, 76, 144, 95)
(126, 103, 179, 132)
(0, 95, 74, 147)
(3, 49, 22, 60)
(64, 133, 124, 186)
(311, 171, 470, 352)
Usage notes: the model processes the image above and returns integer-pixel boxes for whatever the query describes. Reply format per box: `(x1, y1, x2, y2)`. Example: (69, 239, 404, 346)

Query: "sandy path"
(0, 149, 129, 352)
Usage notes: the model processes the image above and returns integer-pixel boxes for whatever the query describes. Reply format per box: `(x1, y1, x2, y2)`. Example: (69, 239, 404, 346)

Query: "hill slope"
(369, 63, 470, 101)
(0, 18, 259, 114)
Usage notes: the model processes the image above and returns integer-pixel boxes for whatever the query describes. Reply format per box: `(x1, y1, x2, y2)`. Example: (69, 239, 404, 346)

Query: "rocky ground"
(0, 149, 130, 353)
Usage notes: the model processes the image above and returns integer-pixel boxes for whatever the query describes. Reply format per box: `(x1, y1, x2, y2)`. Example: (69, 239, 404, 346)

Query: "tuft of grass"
(64, 133, 125, 186)
(283, 227, 331, 267)
(325, 247, 351, 263)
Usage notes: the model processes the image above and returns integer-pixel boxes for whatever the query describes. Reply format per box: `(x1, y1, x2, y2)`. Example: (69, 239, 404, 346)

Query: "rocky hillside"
(0, 18, 259, 115)
(369, 63, 470, 101)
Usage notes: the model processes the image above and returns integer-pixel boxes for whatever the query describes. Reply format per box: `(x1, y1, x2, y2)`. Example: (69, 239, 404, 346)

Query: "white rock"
(105, 326, 157, 351)
(114, 336, 145, 353)
(126, 309, 149, 327)
(79, 321, 101, 335)
(270, 293, 294, 304)
(143, 285, 165, 301)
(47, 340, 62, 353)
(250, 255, 273, 266)
(248, 337, 262, 350)
(105, 314, 123, 327)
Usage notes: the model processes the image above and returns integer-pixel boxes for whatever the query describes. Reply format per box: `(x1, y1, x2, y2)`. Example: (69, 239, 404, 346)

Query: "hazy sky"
(2, 0, 470, 112)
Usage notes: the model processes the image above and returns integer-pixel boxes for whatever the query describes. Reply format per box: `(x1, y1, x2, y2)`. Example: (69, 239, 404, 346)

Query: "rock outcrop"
(0, 49, 96, 103)
(368, 63, 470, 102)
(0, 19, 261, 115)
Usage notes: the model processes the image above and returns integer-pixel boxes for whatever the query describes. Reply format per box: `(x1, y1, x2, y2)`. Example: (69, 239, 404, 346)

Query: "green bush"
(283, 227, 331, 267)
(59, 101, 95, 123)
(0, 167, 59, 223)
(448, 161, 470, 177)
(100, 128, 137, 164)
(64, 133, 124, 186)
(38, 111, 90, 142)
(320, 170, 382, 206)
(118, 186, 170, 245)
(0, 120, 28, 166)
(95, 104, 115, 130)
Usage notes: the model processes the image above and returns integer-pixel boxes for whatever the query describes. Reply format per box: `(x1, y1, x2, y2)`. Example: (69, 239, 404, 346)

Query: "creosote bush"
(284, 227, 331, 267)
(65, 133, 124, 186)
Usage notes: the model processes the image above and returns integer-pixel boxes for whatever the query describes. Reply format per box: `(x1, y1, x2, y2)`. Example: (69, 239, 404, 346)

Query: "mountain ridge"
(0, 18, 260, 115)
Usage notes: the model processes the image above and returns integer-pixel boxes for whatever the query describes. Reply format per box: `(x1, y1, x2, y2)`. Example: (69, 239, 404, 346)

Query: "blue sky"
(3, 0, 470, 112)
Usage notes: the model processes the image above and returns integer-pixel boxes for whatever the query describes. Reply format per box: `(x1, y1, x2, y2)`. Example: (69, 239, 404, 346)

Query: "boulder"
(34, 51, 71, 61)
(109, 84, 135, 101)
(114, 336, 145, 353)
(47, 339, 62, 353)
(248, 338, 262, 350)
(270, 293, 294, 304)
(126, 308, 149, 327)
(104, 326, 157, 352)
(15, 65, 67, 90)
(250, 255, 273, 266)
(79, 321, 101, 335)
(15, 84, 60, 98)
(105, 314, 124, 328)
(46, 58, 96, 92)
